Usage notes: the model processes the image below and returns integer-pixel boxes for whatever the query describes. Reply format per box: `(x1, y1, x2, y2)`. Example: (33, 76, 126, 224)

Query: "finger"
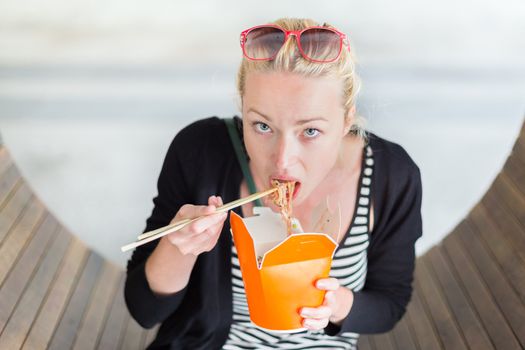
(189, 211, 228, 233)
(316, 277, 340, 291)
(323, 291, 336, 307)
(189, 227, 222, 253)
(300, 306, 332, 320)
(184, 211, 226, 238)
(212, 195, 224, 207)
(204, 227, 222, 248)
(208, 217, 227, 235)
(195, 227, 218, 245)
(176, 204, 196, 219)
(208, 195, 220, 207)
(209, 195, 226, 209)
(177, 204, 216, 220)
(191, 218, 226, 249)
(169, 232, 199, 254)
(302, 317, 329, 330)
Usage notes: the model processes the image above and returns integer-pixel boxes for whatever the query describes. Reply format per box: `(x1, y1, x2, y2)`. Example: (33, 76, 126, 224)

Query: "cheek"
(302, 140, 340, 177)
(244, 134, 269, 167)
(305, 151, 337, 174)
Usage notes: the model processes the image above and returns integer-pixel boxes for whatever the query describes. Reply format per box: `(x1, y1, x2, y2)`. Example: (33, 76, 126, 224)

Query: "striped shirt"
(224, 145, 374, 350)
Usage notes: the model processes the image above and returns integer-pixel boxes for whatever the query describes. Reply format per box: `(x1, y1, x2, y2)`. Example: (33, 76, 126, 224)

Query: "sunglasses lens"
(300, 28, 342, 62)
(244, 27, 285, 60)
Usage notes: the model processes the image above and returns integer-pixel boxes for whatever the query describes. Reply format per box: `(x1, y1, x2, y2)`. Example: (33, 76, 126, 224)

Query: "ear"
(343, 105, 356, 135)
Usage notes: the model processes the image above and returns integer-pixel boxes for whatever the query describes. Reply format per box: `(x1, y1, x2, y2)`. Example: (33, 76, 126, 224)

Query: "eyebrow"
(247, 108, 329, 125)
(247, 108, 271, 121)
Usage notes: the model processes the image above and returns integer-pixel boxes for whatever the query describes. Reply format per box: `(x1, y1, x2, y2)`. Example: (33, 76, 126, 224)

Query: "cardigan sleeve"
(326, 163, 423, 335)
(124, 129, 195, 329)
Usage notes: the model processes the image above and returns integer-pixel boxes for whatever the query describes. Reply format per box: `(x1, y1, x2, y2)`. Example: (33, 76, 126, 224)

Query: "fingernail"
(316, 280, 327, 288)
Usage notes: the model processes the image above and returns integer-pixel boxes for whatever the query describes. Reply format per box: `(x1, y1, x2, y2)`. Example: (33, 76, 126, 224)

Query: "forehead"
(243, 71, 345, 120)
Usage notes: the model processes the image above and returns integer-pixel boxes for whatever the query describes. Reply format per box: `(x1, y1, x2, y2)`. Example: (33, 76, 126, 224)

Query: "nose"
(273, 134, 297, 170)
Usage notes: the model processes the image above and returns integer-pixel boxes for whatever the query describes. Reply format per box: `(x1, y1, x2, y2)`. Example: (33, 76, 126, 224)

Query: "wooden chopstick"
(136, 187, 277, 241)
(120, 187, 278, 252)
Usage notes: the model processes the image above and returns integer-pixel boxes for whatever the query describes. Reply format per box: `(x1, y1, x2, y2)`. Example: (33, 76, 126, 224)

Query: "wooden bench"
(0, 120, 524, 349)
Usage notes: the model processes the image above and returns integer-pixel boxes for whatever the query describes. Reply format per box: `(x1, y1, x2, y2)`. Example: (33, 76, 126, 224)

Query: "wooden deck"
(0, 145, 158, 349)
(0, 119, 524, 349)
(359, 120, 525, 350)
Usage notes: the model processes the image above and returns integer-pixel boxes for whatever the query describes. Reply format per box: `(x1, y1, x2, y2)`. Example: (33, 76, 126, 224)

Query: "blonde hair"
(236, 17, 368, 144)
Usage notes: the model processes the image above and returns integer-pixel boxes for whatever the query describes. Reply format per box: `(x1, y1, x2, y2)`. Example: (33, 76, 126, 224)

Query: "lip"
(269, 176, 301, 200)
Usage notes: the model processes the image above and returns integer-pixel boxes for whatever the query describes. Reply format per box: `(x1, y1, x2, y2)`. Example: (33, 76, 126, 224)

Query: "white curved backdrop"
(1, 0, 524, 266)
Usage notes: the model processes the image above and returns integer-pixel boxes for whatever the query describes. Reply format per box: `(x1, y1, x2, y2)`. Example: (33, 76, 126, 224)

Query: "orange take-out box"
(230, 207, 338, 332)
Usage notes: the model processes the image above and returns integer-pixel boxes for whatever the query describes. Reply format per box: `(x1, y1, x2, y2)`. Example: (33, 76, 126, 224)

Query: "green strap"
(224, 118, 263, 207)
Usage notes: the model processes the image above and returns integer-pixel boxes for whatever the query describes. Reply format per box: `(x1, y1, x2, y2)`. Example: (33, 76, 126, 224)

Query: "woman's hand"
(145, 195, 227, 295)
(299, 278, 354, 330)
(166, 195, 228, 256)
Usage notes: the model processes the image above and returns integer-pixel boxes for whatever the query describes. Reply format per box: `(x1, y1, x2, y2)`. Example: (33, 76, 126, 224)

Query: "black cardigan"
(124, 117, 423, 349)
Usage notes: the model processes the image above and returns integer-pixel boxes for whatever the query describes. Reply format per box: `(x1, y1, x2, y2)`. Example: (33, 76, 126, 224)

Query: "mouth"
(270, 177, 301, 200)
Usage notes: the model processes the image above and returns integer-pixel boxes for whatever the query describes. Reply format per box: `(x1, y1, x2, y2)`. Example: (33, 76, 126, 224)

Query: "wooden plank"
(357, 335, 374, 350)
(390, 315, 417, 350)
(97, 275, 129, 350)
(503, 153, 525, 196)
(22, 237, 89, 350)
(371, 332, 396, 350)
(512, 131, 525, 165)
(143, 325, 159, 349)
(119, 317, 146, 350)
(0, 195, 45, 285)
(404, 280, 442, 350)
(482, 188, 525, 266)
(0, 228, 71, 349)
(444, 224, 523, 350)
(492, 172, 525, 230)
(452, 222, 525, 349)
(426, 247, 494, 350)
(47, 252, 104, 350)
(468, 204, 525, 303)
(0, 182, 31, 244)
(0, 213, 58, 332)
(0, 147, 12, 175)
(414, 253, 468, 350)
(72, 262, 122, 350)
(0, 165, 20, 210)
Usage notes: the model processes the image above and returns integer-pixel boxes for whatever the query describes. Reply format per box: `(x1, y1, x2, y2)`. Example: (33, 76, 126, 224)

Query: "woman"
(125, 17, 423, 350)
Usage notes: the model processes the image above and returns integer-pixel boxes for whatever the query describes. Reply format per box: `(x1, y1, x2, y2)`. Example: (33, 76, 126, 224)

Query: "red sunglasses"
(240, 24, 350, 63)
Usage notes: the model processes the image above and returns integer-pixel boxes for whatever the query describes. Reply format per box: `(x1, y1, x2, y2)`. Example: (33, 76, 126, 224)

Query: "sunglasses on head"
(240, 24, 350, 63)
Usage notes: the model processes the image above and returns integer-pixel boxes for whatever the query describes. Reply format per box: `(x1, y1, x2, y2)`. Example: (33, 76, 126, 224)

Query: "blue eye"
(254, 122, 272, 134)
(304, 128, 320, 138)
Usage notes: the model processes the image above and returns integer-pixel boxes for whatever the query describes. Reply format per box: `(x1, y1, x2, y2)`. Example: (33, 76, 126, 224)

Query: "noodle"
(256, 180, 296, 267)
(271, 180, 295, 236)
